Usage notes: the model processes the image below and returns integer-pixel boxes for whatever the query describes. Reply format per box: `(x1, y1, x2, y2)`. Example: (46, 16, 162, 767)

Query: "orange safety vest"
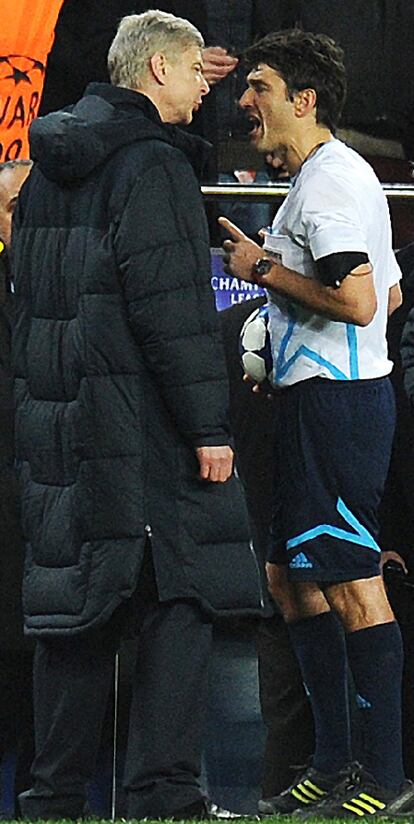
(0, 0, 64, 160)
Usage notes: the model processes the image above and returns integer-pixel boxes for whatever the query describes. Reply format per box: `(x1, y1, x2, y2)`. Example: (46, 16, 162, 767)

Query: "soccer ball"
(239, 303, 273, 383)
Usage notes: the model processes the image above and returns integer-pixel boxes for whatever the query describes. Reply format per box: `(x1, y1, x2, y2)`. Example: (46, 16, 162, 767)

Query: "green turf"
(2, 817, 414, 824)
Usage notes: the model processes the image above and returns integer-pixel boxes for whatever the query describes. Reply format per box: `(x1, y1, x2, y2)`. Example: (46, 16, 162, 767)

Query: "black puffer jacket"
(0, 254, 27, 649)
(12, 84, 265, 637)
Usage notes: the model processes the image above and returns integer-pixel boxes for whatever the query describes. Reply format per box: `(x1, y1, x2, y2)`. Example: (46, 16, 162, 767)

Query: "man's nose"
(201, 76, 210, 96)
(239, 87, 252, 108)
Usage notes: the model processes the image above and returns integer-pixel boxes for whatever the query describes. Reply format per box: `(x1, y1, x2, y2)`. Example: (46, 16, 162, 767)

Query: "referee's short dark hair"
(243, 29, 347, 133)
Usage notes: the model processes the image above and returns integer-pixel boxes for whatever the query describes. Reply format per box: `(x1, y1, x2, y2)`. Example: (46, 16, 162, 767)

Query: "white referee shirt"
(263, 139, 401, 387)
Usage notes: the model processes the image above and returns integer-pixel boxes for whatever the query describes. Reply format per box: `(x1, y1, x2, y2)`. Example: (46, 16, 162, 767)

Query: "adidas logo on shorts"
(289, 552, 313, 569)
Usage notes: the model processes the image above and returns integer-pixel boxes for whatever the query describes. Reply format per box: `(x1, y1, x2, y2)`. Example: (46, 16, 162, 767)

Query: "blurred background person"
(0, 158, 33, 818)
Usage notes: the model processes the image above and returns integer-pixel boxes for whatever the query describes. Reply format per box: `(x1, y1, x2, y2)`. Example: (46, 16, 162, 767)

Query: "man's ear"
(150, 51, 169, 85)
(293, 88, 317, 118)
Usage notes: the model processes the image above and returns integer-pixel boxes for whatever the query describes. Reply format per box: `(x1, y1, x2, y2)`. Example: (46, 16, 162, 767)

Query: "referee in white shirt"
(219, 28, 414, 819)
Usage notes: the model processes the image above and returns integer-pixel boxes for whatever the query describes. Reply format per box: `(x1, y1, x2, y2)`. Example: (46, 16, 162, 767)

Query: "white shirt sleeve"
(301, 173, 369, 261)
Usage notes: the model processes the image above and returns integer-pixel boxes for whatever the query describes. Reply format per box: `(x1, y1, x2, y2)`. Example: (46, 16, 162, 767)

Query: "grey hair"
(108, 9, 204, 89)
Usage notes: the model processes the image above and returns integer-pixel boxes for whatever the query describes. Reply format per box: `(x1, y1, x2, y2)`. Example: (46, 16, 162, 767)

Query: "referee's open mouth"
(248, 113, 263, 142)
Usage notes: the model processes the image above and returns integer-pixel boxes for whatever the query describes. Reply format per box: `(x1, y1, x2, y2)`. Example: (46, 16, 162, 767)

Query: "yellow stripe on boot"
(291, 786, 318, 804)
(342, 802, 367, 816)
(359, 793, 386, 809)
(304, 780, 327, 797)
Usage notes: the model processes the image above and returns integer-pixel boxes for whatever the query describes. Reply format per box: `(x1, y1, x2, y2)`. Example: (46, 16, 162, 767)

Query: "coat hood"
(29, 83, 212, 185)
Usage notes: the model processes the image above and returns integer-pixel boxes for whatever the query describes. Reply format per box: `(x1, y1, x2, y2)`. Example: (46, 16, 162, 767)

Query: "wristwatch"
(252, 257, 273, 277)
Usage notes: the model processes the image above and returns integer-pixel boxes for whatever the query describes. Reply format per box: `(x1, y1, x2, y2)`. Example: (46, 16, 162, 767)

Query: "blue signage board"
(210, 247, 265, 311)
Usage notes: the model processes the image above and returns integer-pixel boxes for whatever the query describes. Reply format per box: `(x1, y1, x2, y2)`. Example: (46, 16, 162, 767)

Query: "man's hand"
(196, 445, 234, 482)
(265, 151, 290, 178)
(243, 373, 274, 399)
(219, 216, 262, 282)
(202, 47, 238, 85)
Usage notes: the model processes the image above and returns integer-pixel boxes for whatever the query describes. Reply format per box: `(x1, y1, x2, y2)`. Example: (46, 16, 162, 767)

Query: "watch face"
(254, 258, 273, 276)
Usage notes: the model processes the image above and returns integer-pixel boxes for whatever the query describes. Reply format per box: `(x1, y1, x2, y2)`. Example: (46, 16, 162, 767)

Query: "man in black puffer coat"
(12, 10, 265, 820)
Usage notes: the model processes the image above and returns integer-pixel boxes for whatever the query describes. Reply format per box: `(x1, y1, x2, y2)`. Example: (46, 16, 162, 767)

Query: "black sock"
(346, 621, 404, 792)
(288, 611, 352, 774)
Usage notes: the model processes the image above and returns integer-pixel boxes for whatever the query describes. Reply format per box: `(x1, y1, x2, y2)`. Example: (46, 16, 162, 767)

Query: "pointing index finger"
(218, 216, 247, 241)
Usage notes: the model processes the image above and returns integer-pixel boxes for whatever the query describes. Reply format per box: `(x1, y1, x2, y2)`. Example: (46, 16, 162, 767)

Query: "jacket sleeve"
(401, 306, 414, 405)
(113, 152, 232, 448)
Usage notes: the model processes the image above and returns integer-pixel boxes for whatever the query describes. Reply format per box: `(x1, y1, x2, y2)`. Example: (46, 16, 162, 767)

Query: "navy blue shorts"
(267, 377, 396, 582)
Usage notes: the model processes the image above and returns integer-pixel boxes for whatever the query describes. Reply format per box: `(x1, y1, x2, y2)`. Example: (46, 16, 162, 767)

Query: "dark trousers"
(257, 614, 315, 797)
(19, 553, 213, 820)
(0, 649, 34, 811)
